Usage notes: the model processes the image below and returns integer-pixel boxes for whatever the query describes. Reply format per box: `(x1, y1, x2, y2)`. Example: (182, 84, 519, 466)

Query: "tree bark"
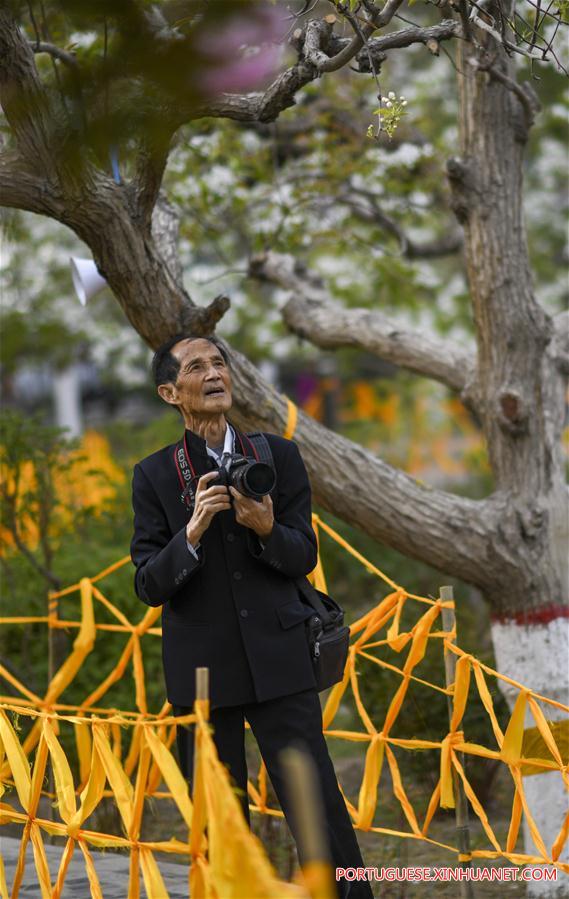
(448, 6, 568, 885)
(249, 250, 476, 399)
(447, 8, 568, 614)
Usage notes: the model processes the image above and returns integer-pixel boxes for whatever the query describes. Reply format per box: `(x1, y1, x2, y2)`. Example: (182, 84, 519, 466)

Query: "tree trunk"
(450, 10, 569, 888)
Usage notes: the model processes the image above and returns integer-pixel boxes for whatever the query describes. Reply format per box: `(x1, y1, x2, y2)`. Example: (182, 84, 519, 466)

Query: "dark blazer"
(130, 421, 318, 710)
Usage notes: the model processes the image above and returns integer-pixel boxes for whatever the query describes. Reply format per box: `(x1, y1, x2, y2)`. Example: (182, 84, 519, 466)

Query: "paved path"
(1, 836, 190, 898)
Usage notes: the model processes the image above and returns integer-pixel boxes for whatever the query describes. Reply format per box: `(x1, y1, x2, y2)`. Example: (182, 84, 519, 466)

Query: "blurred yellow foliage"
(1, 431, 124, 554)
(339, 383, 401, 425)
(376, 394, 399, 427)
(351, 382, 377, 419)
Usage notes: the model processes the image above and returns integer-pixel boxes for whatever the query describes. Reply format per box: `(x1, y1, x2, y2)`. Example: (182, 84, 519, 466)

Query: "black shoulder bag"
(244, 433, 350, 693)
(295, 574, 351, 693)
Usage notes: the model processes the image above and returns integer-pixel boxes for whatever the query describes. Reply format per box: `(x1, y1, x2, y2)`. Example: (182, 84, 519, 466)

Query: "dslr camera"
(214, 452, 276, 500)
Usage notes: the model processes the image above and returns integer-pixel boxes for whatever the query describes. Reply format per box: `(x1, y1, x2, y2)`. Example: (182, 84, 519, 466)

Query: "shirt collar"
(183, 420, 235, 459)
(206, 422, 234, 462)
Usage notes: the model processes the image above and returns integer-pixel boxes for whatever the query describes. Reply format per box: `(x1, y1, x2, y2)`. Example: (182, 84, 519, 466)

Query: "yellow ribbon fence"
(0, 702, 318, 898)
(0, 514, 568, 898)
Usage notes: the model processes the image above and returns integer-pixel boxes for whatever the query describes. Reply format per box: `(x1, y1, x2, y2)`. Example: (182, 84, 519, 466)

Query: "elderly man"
(130, 334, 374, 899)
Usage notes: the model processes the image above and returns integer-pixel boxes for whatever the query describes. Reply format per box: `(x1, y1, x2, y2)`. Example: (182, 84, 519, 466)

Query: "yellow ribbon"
(501, 690, 529, 765)
(439, 731, 465, 809)
(283, 397, 298, 440)
(2, 513, 569, 892)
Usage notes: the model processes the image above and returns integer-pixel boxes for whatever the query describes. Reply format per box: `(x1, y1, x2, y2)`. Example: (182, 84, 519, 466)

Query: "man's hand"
(229, 487, 274, 539)
(186, 471, 231, 546)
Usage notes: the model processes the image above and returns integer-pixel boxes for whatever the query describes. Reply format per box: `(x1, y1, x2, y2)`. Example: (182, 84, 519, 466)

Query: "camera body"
(214, 452, 276, 500)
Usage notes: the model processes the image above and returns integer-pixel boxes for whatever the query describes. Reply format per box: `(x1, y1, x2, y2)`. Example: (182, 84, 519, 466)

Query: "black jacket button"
(240, 609, 248, 618)
(227, 533, 235, 542)
(233, 571, 242, 580)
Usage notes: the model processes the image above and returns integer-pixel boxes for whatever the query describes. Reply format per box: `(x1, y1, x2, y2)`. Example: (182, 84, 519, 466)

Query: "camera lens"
(241, 462, 276, 497)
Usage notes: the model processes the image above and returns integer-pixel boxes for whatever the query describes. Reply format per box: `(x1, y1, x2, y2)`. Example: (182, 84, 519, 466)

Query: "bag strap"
(296, 576, 336, 625)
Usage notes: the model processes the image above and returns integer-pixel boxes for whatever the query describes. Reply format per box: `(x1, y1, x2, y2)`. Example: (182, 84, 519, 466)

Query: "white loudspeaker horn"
(70, 257, 108, 306)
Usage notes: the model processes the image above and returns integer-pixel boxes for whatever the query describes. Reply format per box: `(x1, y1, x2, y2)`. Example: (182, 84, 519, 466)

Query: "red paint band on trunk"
(491, 604, 569, 626)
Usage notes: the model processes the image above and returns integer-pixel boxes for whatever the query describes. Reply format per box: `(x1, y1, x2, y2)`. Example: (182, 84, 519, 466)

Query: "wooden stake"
(195, 667, 209, 712)
(47, 592, 58, 839)
(440, 586, 475, 899)
(190, 667, 210, 861)
(279, 746, 336, 899)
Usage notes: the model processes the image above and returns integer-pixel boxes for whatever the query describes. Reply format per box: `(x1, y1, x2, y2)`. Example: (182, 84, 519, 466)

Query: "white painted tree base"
(491, 617, 569, 898)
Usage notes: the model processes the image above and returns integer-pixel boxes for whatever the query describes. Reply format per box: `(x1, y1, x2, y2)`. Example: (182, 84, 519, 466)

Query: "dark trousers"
(174, 687, 375, 899)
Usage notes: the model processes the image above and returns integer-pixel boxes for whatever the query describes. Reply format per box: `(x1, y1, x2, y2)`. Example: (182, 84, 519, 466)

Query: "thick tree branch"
(0, 150, 62, 216)
(185, 19, 336, 126)
(150, 192, 183, 286)
(191, 58, 319, 124)
(0, 11, 56, 171)
(302, 16, 338, 69)
(133, 136, 172, 226)
(190, 18, 461, 127)
(304, 0, 406, 72)
(224, 343, 499, 592)
(249, 251, 476, 397)
(54, 173, 230, 340)
(365, 19, 461, 52)
(332, 19, 461, 70)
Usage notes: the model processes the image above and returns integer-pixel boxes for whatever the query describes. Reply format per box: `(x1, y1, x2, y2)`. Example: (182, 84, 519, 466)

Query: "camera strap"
(173, 431, 198, 514)
(174, 427, 275, 515)
(240, 432, 279, 506)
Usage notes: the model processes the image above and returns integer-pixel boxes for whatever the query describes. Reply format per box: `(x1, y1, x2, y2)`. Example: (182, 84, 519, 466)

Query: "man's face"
(167, 338, 232, 416)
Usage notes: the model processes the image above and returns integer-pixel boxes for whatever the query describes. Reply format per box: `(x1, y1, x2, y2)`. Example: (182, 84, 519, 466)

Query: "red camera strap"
(174, 431, 198, 512)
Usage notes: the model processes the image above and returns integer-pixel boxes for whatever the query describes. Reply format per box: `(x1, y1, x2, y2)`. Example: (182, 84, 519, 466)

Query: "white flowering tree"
(1, 1, 568, 885)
